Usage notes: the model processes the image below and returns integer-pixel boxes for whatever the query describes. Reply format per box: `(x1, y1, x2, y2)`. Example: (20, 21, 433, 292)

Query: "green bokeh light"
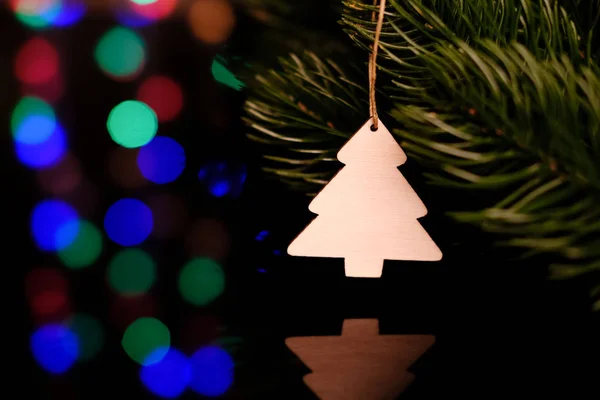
(211, 59, 244, 91)
(121, 317, 170, 365)
(131, 0, 157, 4)
(11, 96, 56, 142)
(108, 248, 156, 296)
(67, 313, 104, 362)
(14, 2, 61, 29)
(95, 27, 146, 79)
(58, 221, 103, 269)
(107, 100, 158, 148)
(15, 13, 50, 29)
(178, 258, 225, 306)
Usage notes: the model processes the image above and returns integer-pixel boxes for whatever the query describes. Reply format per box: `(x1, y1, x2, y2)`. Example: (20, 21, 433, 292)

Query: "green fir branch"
(243, 52, 369, 193)
(390, 42, 600, 271)
(243, 0, 600, 309)
(341, 0, 588, 102)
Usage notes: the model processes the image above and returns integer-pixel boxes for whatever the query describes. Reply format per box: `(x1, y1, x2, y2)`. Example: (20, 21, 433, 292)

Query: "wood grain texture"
(285, 319, 435, 400)
(288, 119, 442, 278)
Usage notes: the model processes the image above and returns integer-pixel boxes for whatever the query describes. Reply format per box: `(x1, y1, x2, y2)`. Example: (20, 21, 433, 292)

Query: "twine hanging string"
(369, 0, 387, 130)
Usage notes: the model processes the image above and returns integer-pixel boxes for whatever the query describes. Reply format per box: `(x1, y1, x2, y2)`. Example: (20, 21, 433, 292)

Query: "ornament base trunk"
(344, 257, 383, 278)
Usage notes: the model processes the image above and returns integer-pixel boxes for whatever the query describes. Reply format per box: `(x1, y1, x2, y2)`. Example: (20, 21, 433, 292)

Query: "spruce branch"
(391, 42, 600, 270)
(341, 0, 587, 102)
(243, 52, 369, 194)
(345, 0, 600, 306)
(243, 0, 600, 308)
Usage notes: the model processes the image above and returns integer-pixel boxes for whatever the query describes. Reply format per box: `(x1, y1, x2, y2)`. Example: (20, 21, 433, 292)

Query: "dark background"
(6, 2, 600, 399)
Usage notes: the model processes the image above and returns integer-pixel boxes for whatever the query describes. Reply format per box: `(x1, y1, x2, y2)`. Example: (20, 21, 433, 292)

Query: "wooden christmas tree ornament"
(285, 319, 435, 400)
(287, 118, 442, 278)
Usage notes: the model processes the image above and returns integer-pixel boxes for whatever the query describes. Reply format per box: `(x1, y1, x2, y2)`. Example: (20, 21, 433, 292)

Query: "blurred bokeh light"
(14, 37, 59, 86)
(115, 3, 154, 27)
(140, 347, 191, 398)
(58, 220, 103, 269)
(108, 248, 156, 297)
(129, 0, 177, 21)
(10, 0, 62, 29)
(198, 159, 247, 198)
(107, 100, 158, 148)
(188, 0, 235, 45)
(21, 73, 65, 104)
(122, 317, 171, 365)
(178, 258, 225, 306)
(25, 267, 70, 321)
(12, 0, 264, 394)
(31, 199, 80, 252)
(189, 345, 234, 396)
(95, 27, 146, 81)
(51, 0, 86, 27)
(137, 75, 183, 122)
(66, 313, 105, 362)
(137, 136, 186, 184)
(30, 323, 79, 374)
(10, 0, 85, 28)
(131, 0, 159, 4)
(104, 198, 153, 246)
(15, 123, 67, 168)
(11, 96, 56, 144)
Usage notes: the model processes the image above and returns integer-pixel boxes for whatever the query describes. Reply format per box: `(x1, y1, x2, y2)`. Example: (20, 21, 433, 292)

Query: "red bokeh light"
(137, 75, 184, 122)
(15, 37, 59, 86)
(25, 268, 70, 320)
(130, 0, 177, 21)
(10, 0, 55, 13)
(31, 291, 67, 315)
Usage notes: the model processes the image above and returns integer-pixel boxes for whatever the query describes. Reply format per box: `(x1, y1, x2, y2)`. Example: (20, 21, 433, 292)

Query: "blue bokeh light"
(31, 199, 80, 252)
(31, 324, 79, 374)
(15, 124, 67, 169)
(14, 115, 57, 145)
(210, 181, 230, 197)
(115, 7, 154, 27)
(137, 136, 186, 184)
(52, 0, 86, 27)
(189, 345, 234, 397)
(255, 230, 269, 241)
(15, 0, 62, 28)
(198, 161, 247, 198)
(140, 348, 191, 398)
(104, 198, 153, 246)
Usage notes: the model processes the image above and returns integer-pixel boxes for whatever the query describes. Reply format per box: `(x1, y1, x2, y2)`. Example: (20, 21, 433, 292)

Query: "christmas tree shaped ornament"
(287, 0, 441, 277)
(285, 319, 435, 400)
(287, 119, 442, 278)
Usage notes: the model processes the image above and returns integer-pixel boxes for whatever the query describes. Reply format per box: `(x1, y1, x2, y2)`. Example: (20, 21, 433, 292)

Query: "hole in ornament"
(370, 124, 378, 131)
